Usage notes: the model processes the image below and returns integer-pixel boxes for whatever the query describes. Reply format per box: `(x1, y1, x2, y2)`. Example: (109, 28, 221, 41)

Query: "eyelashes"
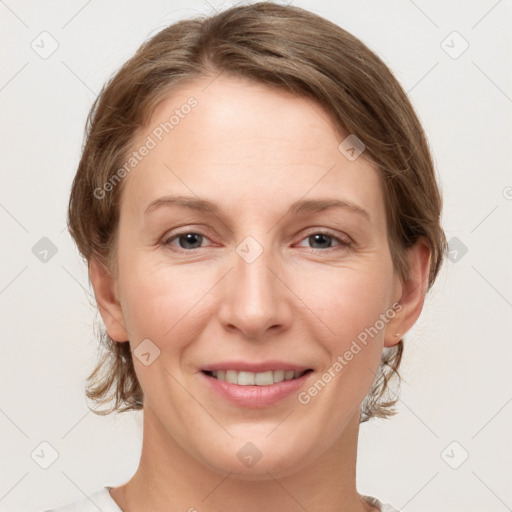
(162, 229, 352, 254)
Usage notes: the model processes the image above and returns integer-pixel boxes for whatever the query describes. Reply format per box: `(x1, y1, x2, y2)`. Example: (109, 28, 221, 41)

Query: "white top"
(40, 486, 399, 512)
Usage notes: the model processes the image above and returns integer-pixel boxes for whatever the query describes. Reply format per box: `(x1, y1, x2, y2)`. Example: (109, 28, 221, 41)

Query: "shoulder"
(37, 487, 122, 512)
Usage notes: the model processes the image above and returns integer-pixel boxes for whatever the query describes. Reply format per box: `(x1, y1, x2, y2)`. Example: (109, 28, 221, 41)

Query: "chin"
(194, 433, 318, 480)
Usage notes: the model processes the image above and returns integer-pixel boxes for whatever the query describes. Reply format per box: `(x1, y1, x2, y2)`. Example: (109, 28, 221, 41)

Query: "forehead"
(120, 75, 385, 225)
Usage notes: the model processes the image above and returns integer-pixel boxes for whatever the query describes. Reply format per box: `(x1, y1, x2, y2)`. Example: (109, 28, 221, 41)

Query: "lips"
(200, 362, 313, 408)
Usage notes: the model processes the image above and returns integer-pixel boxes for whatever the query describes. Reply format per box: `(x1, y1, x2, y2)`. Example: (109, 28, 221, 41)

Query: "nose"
(217, 239, 293, 341)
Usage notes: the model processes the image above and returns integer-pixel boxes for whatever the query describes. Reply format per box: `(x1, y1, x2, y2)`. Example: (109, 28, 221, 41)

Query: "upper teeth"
(211, 370, 303, 386)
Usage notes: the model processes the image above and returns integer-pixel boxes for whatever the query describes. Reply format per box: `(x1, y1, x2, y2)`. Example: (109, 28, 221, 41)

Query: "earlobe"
(384, 239, 431, 347)
(89, 257, 129, 342)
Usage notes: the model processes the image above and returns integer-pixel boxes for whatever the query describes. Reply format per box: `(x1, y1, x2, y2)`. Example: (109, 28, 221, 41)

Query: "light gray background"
(1, 1, 511, 511)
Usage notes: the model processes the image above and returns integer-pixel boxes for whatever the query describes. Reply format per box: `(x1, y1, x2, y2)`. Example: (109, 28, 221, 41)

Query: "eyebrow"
(144, 194, 370, 221)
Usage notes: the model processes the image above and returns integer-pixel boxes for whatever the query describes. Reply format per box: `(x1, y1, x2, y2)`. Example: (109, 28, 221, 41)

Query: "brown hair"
(68, 2, 446, 421)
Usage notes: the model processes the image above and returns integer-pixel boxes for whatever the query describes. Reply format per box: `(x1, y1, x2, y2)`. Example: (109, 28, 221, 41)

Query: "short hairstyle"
(68, 2, 446, 421)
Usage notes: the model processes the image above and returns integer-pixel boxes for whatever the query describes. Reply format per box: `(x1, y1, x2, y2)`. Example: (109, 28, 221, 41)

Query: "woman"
(44, 2, 446, 511)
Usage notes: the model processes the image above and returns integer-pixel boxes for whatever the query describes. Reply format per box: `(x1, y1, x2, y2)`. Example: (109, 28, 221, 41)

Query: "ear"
(89, 257, 129, 342)
(384, 239, 431, 347)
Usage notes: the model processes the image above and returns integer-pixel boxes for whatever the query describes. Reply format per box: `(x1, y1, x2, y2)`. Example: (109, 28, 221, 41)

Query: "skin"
(90, 75, 431, 512)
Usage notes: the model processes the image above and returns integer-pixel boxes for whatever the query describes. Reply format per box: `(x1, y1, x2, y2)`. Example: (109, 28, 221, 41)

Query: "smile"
(203, 369, 310, 386)
(201, 367, 314, 408)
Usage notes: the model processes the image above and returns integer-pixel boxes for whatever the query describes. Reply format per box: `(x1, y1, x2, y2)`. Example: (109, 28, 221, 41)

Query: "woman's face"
(109, 76, 404, 477)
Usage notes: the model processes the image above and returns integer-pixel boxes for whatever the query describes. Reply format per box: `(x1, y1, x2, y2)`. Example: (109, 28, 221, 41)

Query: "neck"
(111, 406, 375, 512)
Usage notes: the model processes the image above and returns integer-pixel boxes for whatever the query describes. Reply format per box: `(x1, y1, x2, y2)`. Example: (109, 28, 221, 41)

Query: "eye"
(162, 229, 351, 253)
(296, 230, 351, 251)
(163, 231, 211, 251)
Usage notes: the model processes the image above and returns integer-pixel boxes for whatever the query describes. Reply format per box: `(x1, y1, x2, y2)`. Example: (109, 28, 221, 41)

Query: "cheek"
(121, 263, 200, 341)
(292, 259, 395, 412)
(117, 251, 226, 383)
(293, 260, 395, 341)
